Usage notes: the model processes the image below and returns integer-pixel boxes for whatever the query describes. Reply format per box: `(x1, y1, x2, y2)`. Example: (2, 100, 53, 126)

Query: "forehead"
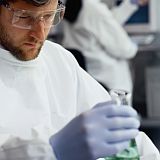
(9, 0, 58, 11)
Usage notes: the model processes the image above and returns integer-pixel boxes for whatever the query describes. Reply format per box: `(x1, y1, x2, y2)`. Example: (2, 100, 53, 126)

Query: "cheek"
(9, 27, 27, 40)
(7, 27, 30, 46)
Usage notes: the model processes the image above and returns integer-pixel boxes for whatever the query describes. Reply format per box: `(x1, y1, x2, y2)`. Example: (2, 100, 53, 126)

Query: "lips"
(23, 42, 38, 48)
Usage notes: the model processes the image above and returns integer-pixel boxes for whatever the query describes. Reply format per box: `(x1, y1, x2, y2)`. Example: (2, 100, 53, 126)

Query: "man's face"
(0, 0, 58, 61)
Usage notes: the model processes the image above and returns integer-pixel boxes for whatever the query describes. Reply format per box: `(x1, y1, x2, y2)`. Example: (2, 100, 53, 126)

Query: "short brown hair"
(4, 0, 50, 6)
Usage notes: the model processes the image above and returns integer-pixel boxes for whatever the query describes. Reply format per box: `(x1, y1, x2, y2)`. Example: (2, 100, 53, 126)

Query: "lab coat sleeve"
(136, 132, 160, 160)
(111, 0, 138, 25)
(62, 49, 111, 114)
(0, 135, 56, 160)
(83, 1, 138, 59)
(76, 66, 111, 114)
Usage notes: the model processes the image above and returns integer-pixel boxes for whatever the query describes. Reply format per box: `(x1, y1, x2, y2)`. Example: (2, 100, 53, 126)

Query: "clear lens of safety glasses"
(53, 5, 65, 26)
(11, 6, 65, 30)
(0, 0, 65, 30)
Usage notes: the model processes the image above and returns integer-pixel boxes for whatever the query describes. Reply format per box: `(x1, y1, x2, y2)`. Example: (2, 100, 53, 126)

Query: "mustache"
(26, 37, 43, 45)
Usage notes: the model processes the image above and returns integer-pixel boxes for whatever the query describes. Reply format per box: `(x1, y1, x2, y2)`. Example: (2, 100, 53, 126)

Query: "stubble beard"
(0, 23, 43, 61)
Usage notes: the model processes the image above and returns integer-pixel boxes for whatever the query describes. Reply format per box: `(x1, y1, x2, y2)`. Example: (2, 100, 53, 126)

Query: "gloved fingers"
(94, 102, 138, 117)
(105, 129, 139, 143)
(92, 140, 130, 158)
(105, 117, 140, 130)
(105, 140, 131, 156)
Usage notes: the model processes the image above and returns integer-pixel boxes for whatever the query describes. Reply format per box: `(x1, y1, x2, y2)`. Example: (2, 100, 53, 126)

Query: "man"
(0, 0, 158, 160)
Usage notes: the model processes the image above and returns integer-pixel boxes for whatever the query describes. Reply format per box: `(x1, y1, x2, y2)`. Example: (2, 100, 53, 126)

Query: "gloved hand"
(130, 0, 149, 6)
(49, 101, 140, 160)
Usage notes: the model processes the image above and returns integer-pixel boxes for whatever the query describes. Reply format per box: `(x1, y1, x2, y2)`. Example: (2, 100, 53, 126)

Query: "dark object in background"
(64, 0, 82, 23)
(66, 48, 86, 70)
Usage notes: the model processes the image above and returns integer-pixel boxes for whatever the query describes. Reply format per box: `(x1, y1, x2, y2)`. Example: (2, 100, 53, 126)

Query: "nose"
(29, 20, 46, 41)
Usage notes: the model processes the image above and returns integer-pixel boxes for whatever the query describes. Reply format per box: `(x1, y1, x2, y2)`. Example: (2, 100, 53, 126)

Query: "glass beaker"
(105, 89, 140, 160)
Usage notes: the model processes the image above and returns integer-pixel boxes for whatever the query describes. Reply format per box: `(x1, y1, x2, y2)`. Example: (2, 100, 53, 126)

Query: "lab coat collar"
(0, 46, 42, 67)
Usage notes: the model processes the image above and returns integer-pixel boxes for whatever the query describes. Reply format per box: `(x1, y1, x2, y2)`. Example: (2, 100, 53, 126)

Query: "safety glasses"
(1, 0, 65, 29)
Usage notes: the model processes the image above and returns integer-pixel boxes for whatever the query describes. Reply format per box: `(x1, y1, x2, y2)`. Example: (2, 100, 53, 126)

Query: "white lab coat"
(62, 0, 138, 92)
(0, 40, 159, 159)
(102, 0, 138, 25)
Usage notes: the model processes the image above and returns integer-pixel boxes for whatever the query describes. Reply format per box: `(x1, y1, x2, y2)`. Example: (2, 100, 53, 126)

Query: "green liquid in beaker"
(107, 89, 140, 160)
(105, 139, 140, 160)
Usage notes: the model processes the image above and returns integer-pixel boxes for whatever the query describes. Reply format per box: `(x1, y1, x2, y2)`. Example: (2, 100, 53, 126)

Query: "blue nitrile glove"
(49, 101, 140, 160)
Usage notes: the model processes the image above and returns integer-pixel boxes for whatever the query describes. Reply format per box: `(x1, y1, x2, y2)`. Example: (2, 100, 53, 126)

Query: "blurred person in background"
(62, 0, 149, 94)
(102, 0, 148, 25)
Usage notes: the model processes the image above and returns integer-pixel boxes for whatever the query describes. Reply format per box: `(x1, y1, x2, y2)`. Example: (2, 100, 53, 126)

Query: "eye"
(14, 11, 32, 19)
(16, 14, 31, 19)
(43, 13, 55, 21)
